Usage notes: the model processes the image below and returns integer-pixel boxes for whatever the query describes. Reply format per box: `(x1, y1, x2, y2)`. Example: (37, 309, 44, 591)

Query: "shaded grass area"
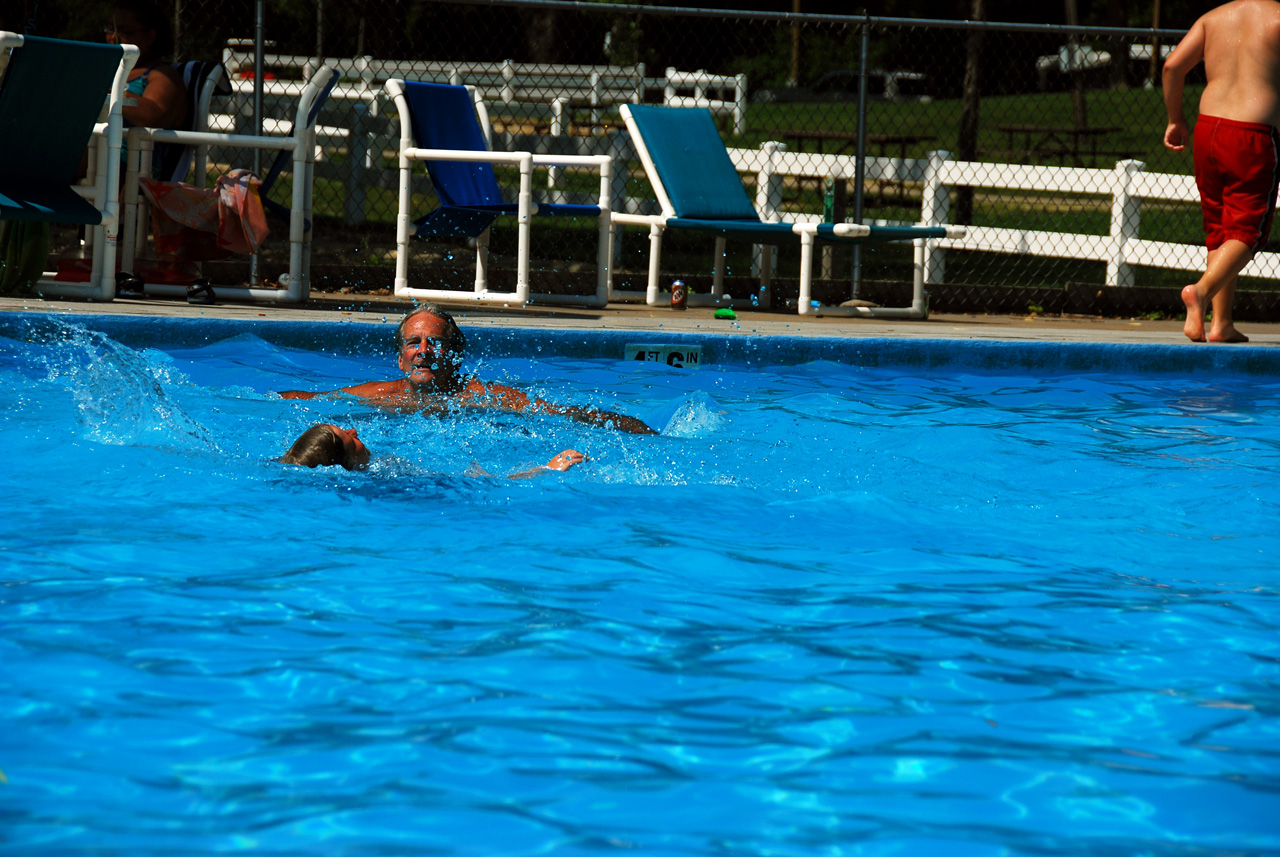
(740, 86, 1194, 175)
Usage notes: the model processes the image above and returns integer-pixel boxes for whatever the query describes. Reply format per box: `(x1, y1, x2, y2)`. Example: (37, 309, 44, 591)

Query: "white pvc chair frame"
(385, 78, 614, 307)
(610, 103, 965, 318)
(121, 61, 223, 265)
(118, 63, 338, 303)
(1, 32, 138, 301)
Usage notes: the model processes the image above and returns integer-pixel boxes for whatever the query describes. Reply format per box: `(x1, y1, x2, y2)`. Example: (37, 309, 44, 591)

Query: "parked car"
(753, 69, 930, 104)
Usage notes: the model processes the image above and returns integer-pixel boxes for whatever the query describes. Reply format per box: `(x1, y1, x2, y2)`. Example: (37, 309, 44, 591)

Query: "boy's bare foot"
(1181, 285, 1207, 342)
(1208, 323, 1249, 343)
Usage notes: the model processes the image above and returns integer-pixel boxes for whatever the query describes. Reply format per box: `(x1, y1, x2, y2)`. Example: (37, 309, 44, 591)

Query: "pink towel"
(139, 168, 270, 260)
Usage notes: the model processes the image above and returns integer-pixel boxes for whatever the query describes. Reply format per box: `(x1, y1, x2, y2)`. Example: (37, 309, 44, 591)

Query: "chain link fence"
(16, 0, 1280, 316)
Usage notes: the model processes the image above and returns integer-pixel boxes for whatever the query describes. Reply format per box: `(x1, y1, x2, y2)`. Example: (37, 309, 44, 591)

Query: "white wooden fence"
(725, 143, 1280, 286)
(217, 48, 747, 138)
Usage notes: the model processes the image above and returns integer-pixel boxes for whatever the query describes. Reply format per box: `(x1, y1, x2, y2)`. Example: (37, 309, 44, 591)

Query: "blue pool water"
(1, 313, 1277, 856)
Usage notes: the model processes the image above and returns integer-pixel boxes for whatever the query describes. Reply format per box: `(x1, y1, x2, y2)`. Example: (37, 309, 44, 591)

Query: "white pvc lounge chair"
(0, 31, 136, 301)
(118, 63, 340, 303)
(385, 78, 613, 307)
(612, 103, 965, 318)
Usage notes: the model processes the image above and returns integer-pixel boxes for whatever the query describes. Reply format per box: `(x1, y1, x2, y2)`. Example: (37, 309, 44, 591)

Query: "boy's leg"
(1182, 239, 1252, 342)
(1208, 274, 1249, 342)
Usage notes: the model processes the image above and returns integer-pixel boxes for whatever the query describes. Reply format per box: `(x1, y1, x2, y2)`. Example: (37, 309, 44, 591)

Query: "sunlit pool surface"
(1, 314, 1277, 856)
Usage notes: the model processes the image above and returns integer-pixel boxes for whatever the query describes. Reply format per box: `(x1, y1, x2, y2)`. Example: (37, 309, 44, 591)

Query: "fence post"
(753, 140, 785, 279)
(502, 59, 514, 103)
(609, 131, 633, 265)
(733, 73, 747, 136)
(344, 100, 369, 226)
(590, 71, 602, 127)
(1108, 158, 1145, 287)
(921, 150, 952, 285)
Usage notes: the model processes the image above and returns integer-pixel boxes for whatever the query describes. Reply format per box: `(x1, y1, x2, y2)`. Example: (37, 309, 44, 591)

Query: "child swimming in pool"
(280, 423, 585, 478)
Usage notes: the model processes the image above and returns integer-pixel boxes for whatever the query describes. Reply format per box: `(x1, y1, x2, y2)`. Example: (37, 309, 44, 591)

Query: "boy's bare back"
(1191, 0, 1280, 127)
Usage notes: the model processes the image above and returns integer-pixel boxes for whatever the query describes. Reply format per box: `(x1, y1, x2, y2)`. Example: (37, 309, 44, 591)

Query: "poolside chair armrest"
(792, 222, 872, 238)
(611, 212, 666, 227)
(404, 147, 532, 167)
(529, 154, 612, 169)
(147, 128, 302, 152)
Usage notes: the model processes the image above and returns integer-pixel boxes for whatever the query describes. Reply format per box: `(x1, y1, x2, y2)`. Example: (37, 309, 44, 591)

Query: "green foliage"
(730, 24, 862, 93)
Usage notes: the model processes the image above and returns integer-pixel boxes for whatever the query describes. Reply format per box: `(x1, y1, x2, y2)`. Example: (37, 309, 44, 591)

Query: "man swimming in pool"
(279, 304, 657, 434)
(1163, 0, 1280, 343)
(281, 422, 586, 478)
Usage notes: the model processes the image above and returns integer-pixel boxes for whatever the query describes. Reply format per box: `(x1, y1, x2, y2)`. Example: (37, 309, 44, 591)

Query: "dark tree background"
(0, 0, 1216, 68)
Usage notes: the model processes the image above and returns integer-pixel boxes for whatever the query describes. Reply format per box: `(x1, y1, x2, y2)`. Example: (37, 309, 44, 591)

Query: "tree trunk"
(1106, 0, 1130, 90)
(521, 10, 561, 64)
(955, 0, 985, 225)
(1065, 0, 1088, 128)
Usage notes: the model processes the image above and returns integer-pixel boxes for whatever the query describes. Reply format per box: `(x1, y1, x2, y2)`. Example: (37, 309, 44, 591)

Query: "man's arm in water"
(471, 380, 658, 435)
(280, 380, 456, 416)
(279, 384, 374, 401)
(281, 379, 658, 434)
(279, 380, 409, 402)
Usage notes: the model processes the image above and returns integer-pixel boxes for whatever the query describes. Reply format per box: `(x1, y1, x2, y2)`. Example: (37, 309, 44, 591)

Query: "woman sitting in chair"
(105, 0, 186, 140)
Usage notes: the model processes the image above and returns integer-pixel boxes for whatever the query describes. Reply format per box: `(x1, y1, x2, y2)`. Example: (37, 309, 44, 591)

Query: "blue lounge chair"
(613, 103, 964, 317)
(385, 78, 613, 307)
(119, 64, 339, 303)
(0, 31, 136, 300)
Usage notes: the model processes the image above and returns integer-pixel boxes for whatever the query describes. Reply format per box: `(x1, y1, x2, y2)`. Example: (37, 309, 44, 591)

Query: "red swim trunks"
(1193, 115, 1280, 252)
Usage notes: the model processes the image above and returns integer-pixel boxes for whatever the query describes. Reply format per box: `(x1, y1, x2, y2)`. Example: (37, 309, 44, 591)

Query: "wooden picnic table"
(993, 123, 1126, 167)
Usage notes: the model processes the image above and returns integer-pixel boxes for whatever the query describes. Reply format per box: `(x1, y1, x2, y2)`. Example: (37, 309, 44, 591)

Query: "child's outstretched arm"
(507, 449, 586, 479)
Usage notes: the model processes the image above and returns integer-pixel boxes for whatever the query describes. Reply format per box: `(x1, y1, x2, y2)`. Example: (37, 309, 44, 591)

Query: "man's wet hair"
(395, 303, 467, 374)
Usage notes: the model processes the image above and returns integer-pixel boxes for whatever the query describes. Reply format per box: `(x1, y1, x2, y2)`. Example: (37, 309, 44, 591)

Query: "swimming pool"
(2, 312, 1277, 856)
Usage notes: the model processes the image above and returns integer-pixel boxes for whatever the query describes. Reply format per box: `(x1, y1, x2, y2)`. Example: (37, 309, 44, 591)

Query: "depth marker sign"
(624, 344, 702, 369)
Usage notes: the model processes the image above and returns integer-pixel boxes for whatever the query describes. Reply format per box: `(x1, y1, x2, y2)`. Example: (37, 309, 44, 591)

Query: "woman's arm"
(124, 65, 187, 129)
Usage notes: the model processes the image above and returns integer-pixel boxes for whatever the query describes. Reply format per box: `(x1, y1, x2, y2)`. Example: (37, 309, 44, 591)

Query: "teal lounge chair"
(0, 31, 136, 300)
(613, 104, 965, 317)
(385, 78, 614, 307)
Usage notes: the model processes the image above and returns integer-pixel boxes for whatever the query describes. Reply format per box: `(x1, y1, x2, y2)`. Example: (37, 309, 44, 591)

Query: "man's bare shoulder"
(461, 377, 532, 409)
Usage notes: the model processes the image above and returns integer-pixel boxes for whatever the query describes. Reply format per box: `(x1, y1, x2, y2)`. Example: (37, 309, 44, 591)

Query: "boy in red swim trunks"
(1163, 0, 1280, 343)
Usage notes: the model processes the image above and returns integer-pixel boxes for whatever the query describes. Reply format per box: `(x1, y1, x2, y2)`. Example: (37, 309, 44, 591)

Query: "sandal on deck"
(115, 271, 145, 298)
(186, 278, 216, 305)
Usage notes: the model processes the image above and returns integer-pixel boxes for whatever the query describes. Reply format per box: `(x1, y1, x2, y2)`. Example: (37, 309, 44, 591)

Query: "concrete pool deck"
(3, 290, 1280, 346)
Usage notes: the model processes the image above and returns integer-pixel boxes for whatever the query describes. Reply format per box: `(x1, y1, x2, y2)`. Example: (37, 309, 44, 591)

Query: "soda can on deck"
(671, 279, 687, 310)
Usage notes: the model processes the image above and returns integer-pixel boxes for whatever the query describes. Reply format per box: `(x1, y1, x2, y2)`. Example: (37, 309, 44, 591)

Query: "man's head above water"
(278, 303, 656, 434)
(394, 304, 468, 392)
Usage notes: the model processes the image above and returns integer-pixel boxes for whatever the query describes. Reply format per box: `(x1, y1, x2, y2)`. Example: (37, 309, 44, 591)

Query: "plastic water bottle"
(671, 279, 687, 311)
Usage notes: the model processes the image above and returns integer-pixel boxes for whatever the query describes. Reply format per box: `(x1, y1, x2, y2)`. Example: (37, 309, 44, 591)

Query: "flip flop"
(115, 271, 145, 298)
(186, 278, 216, 305)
